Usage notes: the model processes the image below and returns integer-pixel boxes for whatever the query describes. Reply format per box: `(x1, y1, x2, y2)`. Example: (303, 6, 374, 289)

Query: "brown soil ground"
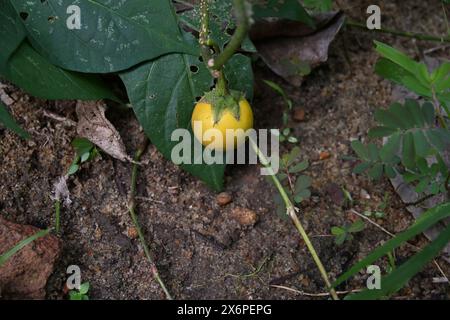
(1, 0, 449, 299)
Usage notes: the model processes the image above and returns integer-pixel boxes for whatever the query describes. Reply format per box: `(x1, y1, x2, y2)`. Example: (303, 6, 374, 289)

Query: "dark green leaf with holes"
(10, 0, 197, 73)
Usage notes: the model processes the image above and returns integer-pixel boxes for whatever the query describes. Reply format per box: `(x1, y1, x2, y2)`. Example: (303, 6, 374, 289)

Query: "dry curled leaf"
(51, 176, 72, 205)
(76, 100, 131, 162)
(252, 12, 345, 86)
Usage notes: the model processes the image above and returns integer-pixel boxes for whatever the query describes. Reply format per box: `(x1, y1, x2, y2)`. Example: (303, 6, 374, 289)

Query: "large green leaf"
(0, 0, 118, 101)
(120, 50, 225, 191)
(2, 41, 119, 101)
(0, 101, 30, 139)
(333, 202, 450, 287)
(120, 32, 253, 190)
(346, 222, 450, 300)
(0, 0, 27, 72)
(225, 54, 254, 100)
(10, 0, 197, 73)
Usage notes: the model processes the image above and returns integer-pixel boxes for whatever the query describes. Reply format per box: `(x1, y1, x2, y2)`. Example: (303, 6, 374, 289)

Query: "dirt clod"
(319, 151, 331, 160)
(230, 208, 258, 226)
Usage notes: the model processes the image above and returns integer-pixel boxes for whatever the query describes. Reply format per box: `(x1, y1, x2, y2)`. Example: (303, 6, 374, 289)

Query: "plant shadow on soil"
(0, 0, 449, 299)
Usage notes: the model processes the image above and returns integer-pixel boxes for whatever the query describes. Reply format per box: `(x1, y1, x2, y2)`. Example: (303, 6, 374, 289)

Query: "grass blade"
(333, 202, 450, 287)
(0, 228, 51, 267)
(346, 222, 450, 300)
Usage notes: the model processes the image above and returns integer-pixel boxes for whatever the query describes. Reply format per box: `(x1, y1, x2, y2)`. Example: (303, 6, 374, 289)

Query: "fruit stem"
(199, 0, 250, 96)
(128, 136, 173, 300)
(216, 71, 229, 96)
(212, 0, 250, 70)
(249, 138, 339, 301)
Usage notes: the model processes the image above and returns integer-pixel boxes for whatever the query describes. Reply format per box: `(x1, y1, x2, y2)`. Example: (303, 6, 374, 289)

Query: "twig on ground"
(270, 285, 363, 297)
(350, 209, 394, 237)
(42, 110, 77, 127)
(135, 196, 165, 205)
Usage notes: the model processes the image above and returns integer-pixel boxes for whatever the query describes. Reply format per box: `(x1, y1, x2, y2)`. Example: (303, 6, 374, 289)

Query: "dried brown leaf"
(253, 12, 345, 86)
(76, 100, 131, 162)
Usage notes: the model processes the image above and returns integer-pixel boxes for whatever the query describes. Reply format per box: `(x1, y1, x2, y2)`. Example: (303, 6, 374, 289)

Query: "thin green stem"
(0, 228, 51, 267)
(55, 200, 61, 234)
(216, 72, 229, 95)
(199, 0, 213, 67)
(212, 0, 250, 70)
(249, 138, 339, 300)
(128, 137, 173, 300)
(346, 19, 450, 43)
(443, 3, 450, 36)
(431, 87, 448, 129)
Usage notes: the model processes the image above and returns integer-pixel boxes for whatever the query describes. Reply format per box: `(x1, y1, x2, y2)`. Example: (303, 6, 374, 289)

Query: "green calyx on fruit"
(201, 88, 245, 124)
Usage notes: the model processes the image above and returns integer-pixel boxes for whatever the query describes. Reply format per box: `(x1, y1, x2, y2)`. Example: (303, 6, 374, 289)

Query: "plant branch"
(271, 284, 363, 297)
(199, 0, 213, 66)
(212, 0, 250, 70)
(346, 19, 450, 43)
(249, 138, 339, 300)
(128, 136, 173, 300)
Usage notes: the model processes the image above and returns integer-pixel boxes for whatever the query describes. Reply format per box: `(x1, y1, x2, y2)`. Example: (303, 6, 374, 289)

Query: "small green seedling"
(273, 147, 311, 218)
(280, 127, 299, 144)
(362, 191, 388, 219)
(331, 219, 365, 245)
(69, 282, 90, 300)
(341, 187, 354, 207)
(68, 138, 99, 176)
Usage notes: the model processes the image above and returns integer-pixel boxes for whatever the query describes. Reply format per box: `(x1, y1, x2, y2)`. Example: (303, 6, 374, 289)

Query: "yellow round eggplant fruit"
(191, 98, 254, 151)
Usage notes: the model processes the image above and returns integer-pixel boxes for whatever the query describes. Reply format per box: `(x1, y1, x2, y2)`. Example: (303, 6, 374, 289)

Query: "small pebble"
(293, 108, 306, 121)
(319, 151, 331, 160)
(127, 227, 138, 239)
(216, 192, 232, 206)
